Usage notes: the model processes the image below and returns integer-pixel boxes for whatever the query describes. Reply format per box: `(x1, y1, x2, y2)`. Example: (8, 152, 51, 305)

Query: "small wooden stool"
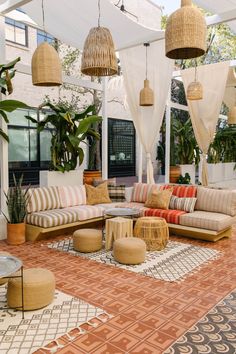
(134, 217, 169, 251)
(73, 229, 102, 253)
(113, 237, 146, 265)
(105, 217, 133, 250)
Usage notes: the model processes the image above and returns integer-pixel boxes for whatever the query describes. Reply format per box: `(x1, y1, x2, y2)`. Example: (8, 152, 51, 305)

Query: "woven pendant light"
(81, 0, 117, 77)
(187, 63, 203, 100)
(165, 0, 207, 59)
(31, 0, 62, 86)
(228, 106, 236, 125)
(139, 43, 154, 107)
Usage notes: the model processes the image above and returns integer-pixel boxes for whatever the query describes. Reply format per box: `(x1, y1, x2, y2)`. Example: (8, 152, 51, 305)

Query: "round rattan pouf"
(7, 268, 55, 311)
(73, 229, 102, 253)
(113, 237, 146, 265)
(134, 217, 169, 251)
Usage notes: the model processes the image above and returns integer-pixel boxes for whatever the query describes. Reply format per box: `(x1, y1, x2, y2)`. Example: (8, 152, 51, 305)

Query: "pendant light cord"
(98, 0, 101, 27)
(42, 0, 46, 35)
(194, 59, 198, 82)
(144, 43, 150, 80)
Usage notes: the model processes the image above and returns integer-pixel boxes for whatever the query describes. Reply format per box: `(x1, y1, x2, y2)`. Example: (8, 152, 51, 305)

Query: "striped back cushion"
(161, 185, 197, 198)
(169, 196, 197, 213)
(131, 183, 157, 203)
(58, 185, 86, 208)
(196, 187, 236, 216)
(27, 186, 60, 213)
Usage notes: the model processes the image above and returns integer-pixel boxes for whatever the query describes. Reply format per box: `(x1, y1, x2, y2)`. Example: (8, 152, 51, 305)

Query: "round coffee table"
(105, 207, 140, 218)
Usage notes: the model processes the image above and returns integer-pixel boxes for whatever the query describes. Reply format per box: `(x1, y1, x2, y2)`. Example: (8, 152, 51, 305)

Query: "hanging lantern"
(165, 0, 207, 60)
(81, 27, 117, 76)
(139, 43, 154, 107)
(81, 0, 117, 77)
(228, 106, 236, 125)
(32, 42, 62, 86)
(187, 63, 203, 100)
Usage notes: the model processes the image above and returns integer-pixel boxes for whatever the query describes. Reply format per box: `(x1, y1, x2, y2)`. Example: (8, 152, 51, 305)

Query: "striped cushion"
(196, 187, 236, 216)
(58, 185, 86, 208)
(169, 196, 197, 213)
(26, 205, 104, 228)
(108, 185, 126, 202)
(161, 185, 197, 198)
(179, 211, 233, 232)
(131, 183, 157, 203)
(27, 187, 60, 213)
(144, 208, 186, 224)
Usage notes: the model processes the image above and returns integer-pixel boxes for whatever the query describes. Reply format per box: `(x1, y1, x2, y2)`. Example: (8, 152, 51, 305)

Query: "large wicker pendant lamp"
(165, 0, 207, 60)
(81, 0, 118, 76)
(139, 43, 154, 107)
(31, 0, 62, 86)
(187, 61, 203, 100)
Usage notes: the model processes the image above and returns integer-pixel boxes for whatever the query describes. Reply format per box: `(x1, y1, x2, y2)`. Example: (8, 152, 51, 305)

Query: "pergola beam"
(206, 8, 236, 27)
(0, 0, 32, 14)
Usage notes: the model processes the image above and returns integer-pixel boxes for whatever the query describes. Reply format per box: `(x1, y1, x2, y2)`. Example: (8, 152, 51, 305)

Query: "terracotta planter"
(169, 165, 181, 183)
(7, 223, 25, 245)
(83, 170, 102, 185)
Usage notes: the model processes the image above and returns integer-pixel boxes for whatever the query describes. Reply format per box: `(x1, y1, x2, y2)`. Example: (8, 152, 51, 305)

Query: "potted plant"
(3, 175, 30, 245)
(169, 116, 181, 183)
(26, 102, 102, 186)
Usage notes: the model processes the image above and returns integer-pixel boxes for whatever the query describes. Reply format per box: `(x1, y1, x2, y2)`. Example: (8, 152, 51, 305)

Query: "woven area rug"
(47, 239, 220, 282)
(0, 286, 111, 354)
(164, 289, 236, 354)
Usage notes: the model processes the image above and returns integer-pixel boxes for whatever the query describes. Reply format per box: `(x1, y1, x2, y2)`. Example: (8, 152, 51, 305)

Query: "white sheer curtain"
(181, 61, 230, 186)
(120, 40, 174, 184)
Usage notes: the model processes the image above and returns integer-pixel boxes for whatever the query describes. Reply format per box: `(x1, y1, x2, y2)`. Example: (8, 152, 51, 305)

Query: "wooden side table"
(105, 217, 133, 250)
(134, 217, 169, 251)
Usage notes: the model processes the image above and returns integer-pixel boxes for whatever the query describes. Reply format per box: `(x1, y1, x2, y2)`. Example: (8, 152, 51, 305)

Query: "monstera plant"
(26, 102, 102, 172)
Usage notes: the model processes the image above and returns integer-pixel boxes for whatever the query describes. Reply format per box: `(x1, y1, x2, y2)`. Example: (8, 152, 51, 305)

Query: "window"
(37, 29, 55, 45)
(5, 17, 28, 46)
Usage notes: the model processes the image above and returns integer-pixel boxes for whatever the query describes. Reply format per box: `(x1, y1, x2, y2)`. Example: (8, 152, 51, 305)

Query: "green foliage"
(208, 126, 236, 163)
(177, 173, 191, 185)
(3, 174, 30, 223)
(26, 103, 102, 172)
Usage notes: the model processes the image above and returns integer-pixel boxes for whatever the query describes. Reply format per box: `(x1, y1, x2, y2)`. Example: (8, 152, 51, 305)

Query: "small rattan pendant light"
(139, 43, 154, 107)
(187, 61, 203, 100)
(81, 0, 117, 77)
(165, 0, 207, 60)
(31, 0, 62, 86)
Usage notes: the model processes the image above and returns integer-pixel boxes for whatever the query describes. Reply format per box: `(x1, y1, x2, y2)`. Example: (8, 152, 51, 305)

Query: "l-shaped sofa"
(25, 183, 236, 242)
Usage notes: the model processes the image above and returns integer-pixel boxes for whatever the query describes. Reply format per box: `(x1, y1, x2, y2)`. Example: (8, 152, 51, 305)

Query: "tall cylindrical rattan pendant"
(165, 0, 207, 59)
(81, 27, 118, 77)
(187, 81, 203, 100)
(31, 42, 62, 86)
(140, 79, 154, 106)
(228, 106, 236, 125)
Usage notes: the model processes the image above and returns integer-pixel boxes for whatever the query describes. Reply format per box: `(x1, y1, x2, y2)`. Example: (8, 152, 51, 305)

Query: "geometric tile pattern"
(0, 287, 109, 354)
(164, 289, 236, 354)
(47, 238, 220, 282)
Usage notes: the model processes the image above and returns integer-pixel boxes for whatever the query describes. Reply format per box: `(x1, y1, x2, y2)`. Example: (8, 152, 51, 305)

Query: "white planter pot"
(223, 162, 235, 181)
(180, 164, 196, 184)
(207, 163, 224, 183)
(40, 169, 83, 187)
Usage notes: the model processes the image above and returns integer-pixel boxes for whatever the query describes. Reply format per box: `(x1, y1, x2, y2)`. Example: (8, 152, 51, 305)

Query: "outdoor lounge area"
(0, 0, 236, 353)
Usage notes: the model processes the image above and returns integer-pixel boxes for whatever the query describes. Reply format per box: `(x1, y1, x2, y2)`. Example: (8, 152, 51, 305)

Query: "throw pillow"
(93, 177, 116, 187)
(169, 195, 197, 213)
(108, 185, 126, 202)
(144, 188, 173, 209)
(85, 182, 111, 205)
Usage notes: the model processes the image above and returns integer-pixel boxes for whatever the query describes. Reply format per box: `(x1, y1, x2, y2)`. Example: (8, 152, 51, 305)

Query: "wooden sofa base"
(169, 224, 232, 242)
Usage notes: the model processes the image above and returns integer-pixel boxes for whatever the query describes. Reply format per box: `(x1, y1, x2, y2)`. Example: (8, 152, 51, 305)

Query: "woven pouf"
(134, 217, 169, 251)
(73, 229, 102, 253)
(113, 237, 146, 265)
(0, 252, 11, 286)
(7, 268, 55, 311)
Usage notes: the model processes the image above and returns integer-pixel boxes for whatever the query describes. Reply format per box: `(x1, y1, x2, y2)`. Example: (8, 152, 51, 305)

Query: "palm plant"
(26, 102, 102, 172)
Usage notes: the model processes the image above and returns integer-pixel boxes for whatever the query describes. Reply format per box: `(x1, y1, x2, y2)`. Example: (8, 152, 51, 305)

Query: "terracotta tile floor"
(0, 228, 236, 354)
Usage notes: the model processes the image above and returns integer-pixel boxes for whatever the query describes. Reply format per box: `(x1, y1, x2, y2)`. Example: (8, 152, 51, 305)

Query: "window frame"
(5, 17, 28, 47)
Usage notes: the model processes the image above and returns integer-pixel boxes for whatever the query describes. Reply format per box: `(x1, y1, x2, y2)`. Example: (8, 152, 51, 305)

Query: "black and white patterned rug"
(47, 239, 220, 282)
(164, 289, 236, 354)
(0, 287, 111, 354)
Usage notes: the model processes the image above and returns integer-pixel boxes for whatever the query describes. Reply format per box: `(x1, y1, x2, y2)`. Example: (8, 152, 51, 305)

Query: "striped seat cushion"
(27, 187, 60, 213)
(161, 185, 197, 198)
(26, 205, 104, 228)
(131, 183, 157, 203)
(144, 208, 186, 224)
(58, 185, 86, 208)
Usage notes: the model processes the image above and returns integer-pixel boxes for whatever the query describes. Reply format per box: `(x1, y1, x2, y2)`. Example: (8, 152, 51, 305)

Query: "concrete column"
(102, 77, 108, 179)
(138, 139, 143, 182)
(165, 91, 171, 184)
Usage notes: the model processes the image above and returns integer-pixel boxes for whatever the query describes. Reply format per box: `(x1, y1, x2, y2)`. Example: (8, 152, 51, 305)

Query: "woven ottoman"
(73, 229, 102, 253)
(134, 217, 169, 251)
(7, 268, 55, 311)
(113, 237, 146, 265)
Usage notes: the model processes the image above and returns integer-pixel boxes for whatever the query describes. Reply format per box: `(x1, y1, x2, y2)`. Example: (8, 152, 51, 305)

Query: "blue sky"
(151, 0, 180, 14)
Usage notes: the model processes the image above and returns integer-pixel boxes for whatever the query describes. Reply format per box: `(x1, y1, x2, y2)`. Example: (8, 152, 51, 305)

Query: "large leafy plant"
(208, 125, 236, 163)
(27, 103, 102, 172)
(3, 174, 30, 224)
(0, 57, 29, 141)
